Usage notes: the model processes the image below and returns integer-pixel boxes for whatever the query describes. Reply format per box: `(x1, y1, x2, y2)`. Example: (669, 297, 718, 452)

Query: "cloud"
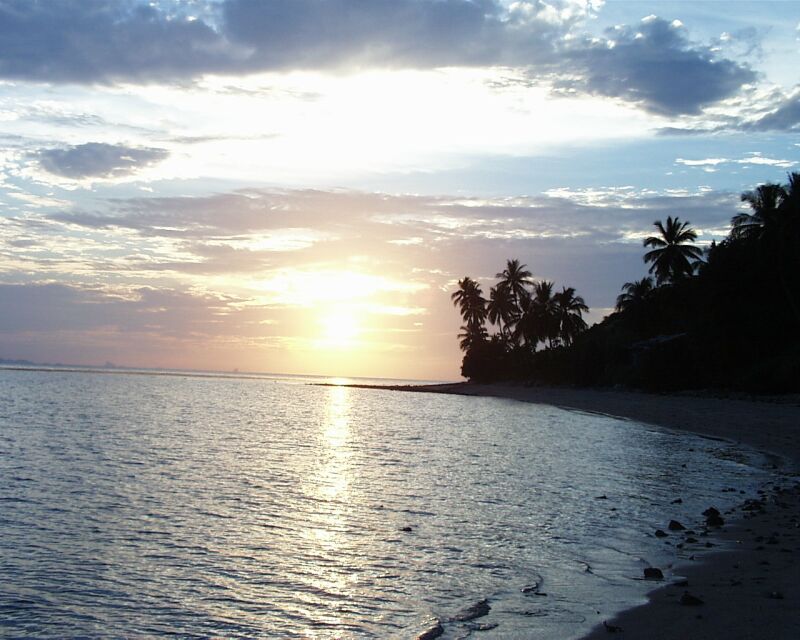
(0, 281, 280, 337)
(44, 185, 740, 283)
(35, 142, 168, 179)
(2, 183, 749, 374)
(676, 153, 797, 170)
(0, 0, 237, 84)
(0, 2, 753, 115)
(0, 0, 576, 82)
(552, 16, 756, 115)
(747, 90, 800, 132)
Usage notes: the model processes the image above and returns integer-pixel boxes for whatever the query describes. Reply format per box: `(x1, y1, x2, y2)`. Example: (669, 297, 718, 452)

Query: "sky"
(0, 0, 798, 380)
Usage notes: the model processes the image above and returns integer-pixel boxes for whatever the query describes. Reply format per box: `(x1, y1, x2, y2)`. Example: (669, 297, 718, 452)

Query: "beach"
(368, 382, 800, 639)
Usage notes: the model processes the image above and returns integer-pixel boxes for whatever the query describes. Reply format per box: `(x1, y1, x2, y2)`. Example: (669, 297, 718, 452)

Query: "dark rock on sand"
(400, 526, 413, 532)
(706, 513, 725, 527)
(417, 620, 444, 640)
(680, 591, 704, 606)
(671, 498, 683, 504)
(644, 567, 664, 580)
(655, 529, 668, 538)
(702, 507, 721, 518)
(453, 599, 491, 622)
(603, 621, 623, 633)
(668, 520, 686, 531)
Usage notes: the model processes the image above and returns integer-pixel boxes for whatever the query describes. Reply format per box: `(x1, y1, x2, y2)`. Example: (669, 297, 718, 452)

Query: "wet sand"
(347, 382, 800, 639)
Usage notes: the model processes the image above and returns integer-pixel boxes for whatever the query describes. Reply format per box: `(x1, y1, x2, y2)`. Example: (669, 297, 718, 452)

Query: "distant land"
(0, 357, 120, 370)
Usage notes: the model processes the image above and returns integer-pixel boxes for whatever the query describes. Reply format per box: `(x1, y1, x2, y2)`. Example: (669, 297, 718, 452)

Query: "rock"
(702, 507, 721, 518)
(655, 529, 668, 538)
(400, 526, 413, 532)
(453, 599, 491, 622)
(671, 498, 683, 504)
(680, 591, 704, 606)
(668, 520, 686, 531)
(469, 622, 498, 631)
(417, 621, 444, 640)
(644, 567, 664, 580)
(706, 514, 725, 527)
(595, 495, 608, 500)
(603, 621, 623, 633)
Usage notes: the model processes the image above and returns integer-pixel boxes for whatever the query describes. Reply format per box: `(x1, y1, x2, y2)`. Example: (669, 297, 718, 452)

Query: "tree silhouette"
(643, 216, 703, 285)
(487, 283, 516, 342)
(458, 323, 488, 351)
(451, 277, 487, 352)
(451, 277, 486, 328)
(496, 259, 532, 312)
(732, 182, 786, 242)
(615, 277, 654, 312)
(553, 286, 589, 346)
(733, 173, 800, 324)
(517, 280, 559, 349)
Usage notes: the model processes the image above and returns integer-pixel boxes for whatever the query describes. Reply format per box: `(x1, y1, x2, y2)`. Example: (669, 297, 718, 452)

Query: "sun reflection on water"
(301, 385, 358, 634)
(319, 385, 351, 501)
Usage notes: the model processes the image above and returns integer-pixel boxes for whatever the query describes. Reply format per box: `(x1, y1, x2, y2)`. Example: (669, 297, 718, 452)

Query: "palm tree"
(731, 182, 786, 242)
(517, 280, 559, 349)
(553, 286, 589, 346)
(495, 259, 532, 317)
(486, 283, 516, 341)
(783, 172, 800, 219)
(458, 323, 488, 352)
(733, 174, 800, 323)
(450, 276, 487, 330)
(615, 277, 654, 312)
(643, 216, 703, 285)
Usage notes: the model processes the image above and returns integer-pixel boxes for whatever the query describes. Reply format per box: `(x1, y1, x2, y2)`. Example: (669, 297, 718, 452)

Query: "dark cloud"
(36, 142, 168, 179)
(0, 1, 754, 115)
(221, 0, 557, 69)
(0, 0, 236, 83)
(656, 87, 800, 134)
(552, 17, 756, 115)
(0, 0, 562, 82)
(747, 91, 800, 132)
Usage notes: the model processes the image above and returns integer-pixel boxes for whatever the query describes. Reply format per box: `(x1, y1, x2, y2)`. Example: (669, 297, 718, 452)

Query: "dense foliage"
(451, 260, 589, 382)
(453, 174, 800, 392)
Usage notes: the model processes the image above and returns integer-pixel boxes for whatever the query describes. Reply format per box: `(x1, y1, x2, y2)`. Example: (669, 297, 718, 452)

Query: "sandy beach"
(355, 382, 800, 639)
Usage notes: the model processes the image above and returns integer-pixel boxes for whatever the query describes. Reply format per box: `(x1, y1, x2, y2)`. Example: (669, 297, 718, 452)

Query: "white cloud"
(676, 154, 797, 170)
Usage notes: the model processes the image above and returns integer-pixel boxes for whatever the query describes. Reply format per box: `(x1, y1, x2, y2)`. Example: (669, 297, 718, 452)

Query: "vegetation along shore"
(449, 174, 800, 393)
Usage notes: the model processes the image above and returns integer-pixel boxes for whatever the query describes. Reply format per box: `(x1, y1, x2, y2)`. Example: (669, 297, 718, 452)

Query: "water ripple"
(0, 370, 776, 638)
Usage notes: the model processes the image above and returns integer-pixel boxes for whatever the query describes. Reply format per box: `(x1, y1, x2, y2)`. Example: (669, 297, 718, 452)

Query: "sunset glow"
(0, 1, 797, 380)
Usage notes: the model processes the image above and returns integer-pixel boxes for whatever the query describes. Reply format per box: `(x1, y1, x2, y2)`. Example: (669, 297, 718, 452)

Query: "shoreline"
(339, 382, 800, 464)
(345, 382, 800, 639)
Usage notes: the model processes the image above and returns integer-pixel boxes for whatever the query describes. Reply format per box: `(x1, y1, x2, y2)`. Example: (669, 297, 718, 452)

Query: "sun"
(319, 309, 361, 348)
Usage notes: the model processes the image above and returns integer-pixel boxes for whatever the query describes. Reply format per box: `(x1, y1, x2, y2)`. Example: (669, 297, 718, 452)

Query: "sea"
(0, 367, 779, 638)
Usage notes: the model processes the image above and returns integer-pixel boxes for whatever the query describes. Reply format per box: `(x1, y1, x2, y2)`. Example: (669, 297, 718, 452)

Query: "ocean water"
(0, 369, 776, 638)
